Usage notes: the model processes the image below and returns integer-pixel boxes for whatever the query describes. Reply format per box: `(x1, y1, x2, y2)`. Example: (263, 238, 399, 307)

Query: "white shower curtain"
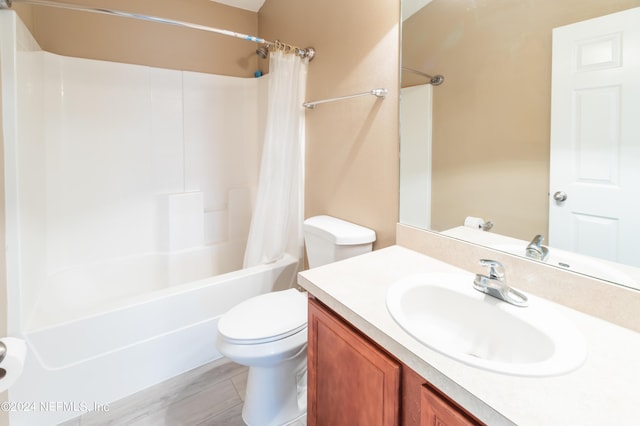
(243, 49, 308, 268)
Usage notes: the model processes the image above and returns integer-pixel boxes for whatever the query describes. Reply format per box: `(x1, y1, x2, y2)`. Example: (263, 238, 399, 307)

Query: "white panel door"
(400, 84, 432, 230)
(549, 7, 640, 267)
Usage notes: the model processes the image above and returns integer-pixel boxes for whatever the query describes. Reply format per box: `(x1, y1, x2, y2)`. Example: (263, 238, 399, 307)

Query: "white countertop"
(298, 245, 640, 426)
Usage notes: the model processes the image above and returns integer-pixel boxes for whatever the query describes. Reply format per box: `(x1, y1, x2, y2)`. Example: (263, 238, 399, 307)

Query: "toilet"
(216, 215, 376, 426)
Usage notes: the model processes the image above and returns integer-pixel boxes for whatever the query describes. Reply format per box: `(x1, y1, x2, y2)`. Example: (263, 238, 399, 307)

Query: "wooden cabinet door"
(308, 298, 401, 426)
(420, 384, 482, 426)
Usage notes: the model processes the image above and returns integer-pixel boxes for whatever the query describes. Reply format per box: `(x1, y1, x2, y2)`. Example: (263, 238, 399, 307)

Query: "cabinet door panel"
(420, 384, 482, 426)
(308, 298, 400, 426)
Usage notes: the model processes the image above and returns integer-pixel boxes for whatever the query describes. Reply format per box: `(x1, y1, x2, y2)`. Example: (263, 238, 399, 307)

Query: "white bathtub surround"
(165, 192, 205, 251)
(28, 241, 247, 329)
(243, 50, 308, 268)
(6, 43, 265, 330)
(0, 10, 300, 426)
(228, 187, 253, 242)
(1, 11, 263, 327)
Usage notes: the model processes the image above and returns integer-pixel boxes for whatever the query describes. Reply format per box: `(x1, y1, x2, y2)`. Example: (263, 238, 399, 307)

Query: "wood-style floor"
(59, 359, 306, 426)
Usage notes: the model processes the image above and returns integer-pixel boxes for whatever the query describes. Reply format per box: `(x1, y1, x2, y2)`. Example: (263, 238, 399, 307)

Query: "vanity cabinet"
(308, 297, 401, 426)
(308, 297, 483, 426)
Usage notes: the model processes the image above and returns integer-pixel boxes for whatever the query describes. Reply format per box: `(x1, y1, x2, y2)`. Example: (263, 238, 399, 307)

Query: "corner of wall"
(12, 4, 34, 33)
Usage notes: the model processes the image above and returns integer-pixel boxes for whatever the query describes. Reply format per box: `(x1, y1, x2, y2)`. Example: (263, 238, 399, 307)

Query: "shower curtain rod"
(303, 88, 388, 110)
(1, 0, 316, 60)
(402, 67, 444, 86)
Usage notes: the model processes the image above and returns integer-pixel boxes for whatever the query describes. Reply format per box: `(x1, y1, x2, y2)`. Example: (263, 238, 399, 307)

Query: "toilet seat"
(218, 288, 307, 345)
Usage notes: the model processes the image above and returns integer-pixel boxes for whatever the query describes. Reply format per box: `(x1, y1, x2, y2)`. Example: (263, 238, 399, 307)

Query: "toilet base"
(242, 347, 307, 426)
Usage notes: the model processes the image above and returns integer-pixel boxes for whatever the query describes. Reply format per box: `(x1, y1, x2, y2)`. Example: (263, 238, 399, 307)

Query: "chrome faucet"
(526, 234, 550, 261)
(473, 259, 528, 307)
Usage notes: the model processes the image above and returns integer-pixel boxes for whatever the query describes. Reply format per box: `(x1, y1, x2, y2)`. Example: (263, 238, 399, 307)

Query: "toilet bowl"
(217, 289, 308, 426)
(216, 215, 376, 426)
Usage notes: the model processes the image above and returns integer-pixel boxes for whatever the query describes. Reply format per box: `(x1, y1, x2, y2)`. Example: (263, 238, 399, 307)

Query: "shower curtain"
(243, 49, 308, 268)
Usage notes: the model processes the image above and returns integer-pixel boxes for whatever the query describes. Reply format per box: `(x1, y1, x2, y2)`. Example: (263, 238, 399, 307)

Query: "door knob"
(553, 191, 568, 202)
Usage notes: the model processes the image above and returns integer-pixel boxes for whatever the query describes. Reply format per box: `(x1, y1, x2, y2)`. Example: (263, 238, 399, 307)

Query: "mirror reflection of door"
(549, 7, 640, 267)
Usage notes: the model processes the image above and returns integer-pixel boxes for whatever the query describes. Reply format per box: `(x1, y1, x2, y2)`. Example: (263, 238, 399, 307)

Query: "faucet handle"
(479, 259, 505, 280)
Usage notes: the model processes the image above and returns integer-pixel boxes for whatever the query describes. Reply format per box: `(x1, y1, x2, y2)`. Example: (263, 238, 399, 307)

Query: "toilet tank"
(303, 215, 376, 268)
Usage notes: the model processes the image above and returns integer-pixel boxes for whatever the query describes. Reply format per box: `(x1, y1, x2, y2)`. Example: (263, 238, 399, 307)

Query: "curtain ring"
(273, 40, 306, 58)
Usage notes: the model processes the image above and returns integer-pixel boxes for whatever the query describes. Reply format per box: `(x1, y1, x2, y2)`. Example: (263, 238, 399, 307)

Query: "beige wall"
(16, 0, 259, 76)
(259, 0, 400, 249)
(403, 0, 640, 240)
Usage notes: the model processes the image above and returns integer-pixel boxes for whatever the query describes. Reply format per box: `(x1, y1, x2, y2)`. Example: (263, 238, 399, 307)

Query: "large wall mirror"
(400, 0, 640, 290)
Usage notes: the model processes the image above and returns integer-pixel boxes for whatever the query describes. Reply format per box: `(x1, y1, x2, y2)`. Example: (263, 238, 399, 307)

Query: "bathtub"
(10, 244, 299, 426)
(1, 10, 294, 425)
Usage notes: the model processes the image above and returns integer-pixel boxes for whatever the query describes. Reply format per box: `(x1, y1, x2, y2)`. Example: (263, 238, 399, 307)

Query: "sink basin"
(386, 273, 587, 377)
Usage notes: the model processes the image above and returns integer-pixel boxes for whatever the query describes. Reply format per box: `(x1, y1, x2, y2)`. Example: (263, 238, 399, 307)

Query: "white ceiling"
(209, 0, 266, 13)
(402, 0, 432, 21)
(210, 0, 431, 19)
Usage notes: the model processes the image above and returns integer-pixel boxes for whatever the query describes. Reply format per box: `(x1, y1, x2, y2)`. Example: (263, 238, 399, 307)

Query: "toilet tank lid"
(303, 215, 376, 245)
